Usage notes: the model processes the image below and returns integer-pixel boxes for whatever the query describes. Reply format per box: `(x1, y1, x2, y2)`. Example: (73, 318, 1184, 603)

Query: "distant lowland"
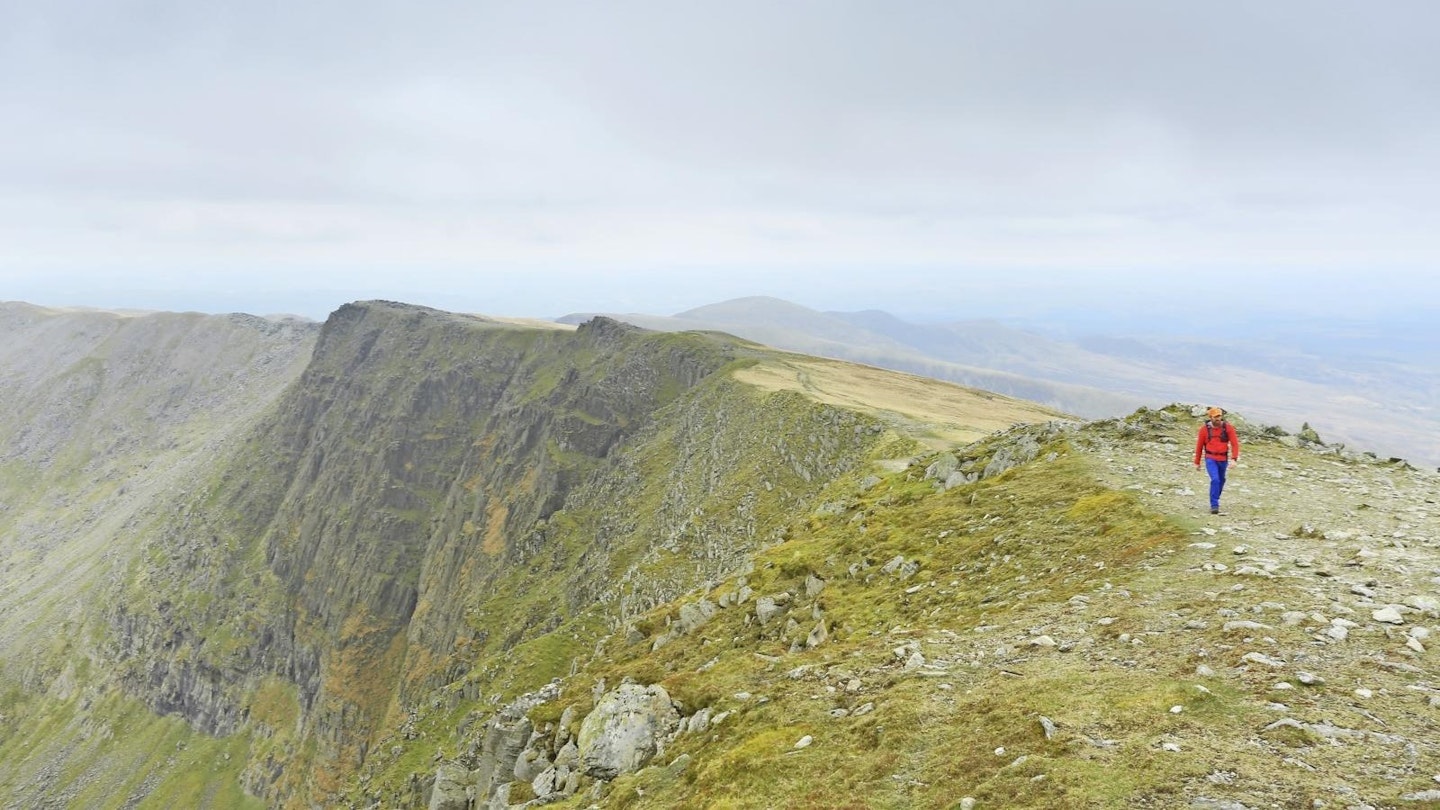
(560, 295, 1440, 469)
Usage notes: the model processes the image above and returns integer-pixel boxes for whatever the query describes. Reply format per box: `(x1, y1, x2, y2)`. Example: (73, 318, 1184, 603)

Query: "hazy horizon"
(4, 2, 1438, 332)
(6, 272, 1434, 345)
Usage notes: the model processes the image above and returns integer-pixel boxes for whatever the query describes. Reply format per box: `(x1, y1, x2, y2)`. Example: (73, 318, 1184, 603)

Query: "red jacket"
(1195, 420, 1240, 464)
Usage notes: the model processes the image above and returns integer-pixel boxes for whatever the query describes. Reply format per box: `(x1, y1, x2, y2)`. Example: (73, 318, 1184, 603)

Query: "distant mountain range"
(559, 296, 1440, 467)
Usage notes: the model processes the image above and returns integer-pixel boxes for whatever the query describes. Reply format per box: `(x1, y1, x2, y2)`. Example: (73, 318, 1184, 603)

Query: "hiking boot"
(1210, 508, 1220, 514)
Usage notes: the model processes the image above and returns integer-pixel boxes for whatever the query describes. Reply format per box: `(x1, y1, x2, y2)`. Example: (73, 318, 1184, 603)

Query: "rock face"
(3, 301, 886, 808)
(97, 304, 751, 803)
(577, 682, 681, 780)
(422, 677, 694, 808)
(427, 763, 472, 810)
(465, 684, 557, 804)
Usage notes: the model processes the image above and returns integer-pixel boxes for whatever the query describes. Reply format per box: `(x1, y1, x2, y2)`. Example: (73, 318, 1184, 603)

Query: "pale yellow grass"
(733, 352, 1071, 449)
(481, 316, 577, 330)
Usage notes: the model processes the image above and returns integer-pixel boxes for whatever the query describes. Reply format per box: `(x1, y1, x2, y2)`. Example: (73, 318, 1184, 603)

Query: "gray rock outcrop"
(577, 681, 681, 780)
(427, 762, 472, 810)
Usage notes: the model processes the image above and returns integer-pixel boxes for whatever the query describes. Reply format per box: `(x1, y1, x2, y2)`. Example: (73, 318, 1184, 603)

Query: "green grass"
(0, 689, 263, 810)
(525, 437, 1219, 809)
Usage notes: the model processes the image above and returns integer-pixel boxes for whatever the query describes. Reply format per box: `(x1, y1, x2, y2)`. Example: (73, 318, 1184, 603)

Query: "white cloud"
(2, 1, 1438, 318)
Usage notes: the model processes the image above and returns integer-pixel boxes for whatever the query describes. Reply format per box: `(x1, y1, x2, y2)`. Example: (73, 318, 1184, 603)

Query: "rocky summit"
(0, 301, 1436, 809)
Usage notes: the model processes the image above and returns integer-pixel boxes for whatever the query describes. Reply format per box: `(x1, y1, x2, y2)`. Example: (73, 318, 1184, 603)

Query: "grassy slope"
(534, 432, 1188, 809)
(0, 686, 264, 809)
(733, 351, 1069, 449)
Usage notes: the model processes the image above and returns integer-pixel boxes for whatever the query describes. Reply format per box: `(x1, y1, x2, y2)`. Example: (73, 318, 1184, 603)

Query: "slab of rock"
(1373, 606, 1406, 625)
(1241, 652, 1286, 668)
(428, 762, 473, 810)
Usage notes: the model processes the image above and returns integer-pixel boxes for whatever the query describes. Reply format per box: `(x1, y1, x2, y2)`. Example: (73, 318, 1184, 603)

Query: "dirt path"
(898, 407, 1440, 807)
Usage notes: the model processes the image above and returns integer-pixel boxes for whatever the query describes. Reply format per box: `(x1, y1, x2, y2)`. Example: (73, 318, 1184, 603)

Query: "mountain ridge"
(2, 300, 1437, 809)
(559, 296, 1440, 468)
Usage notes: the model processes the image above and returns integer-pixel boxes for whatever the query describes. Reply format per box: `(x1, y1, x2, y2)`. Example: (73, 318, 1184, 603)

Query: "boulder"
(678, 599, 719, 634)
(925, 454, 959, 481)
(578, 682, 681, 780)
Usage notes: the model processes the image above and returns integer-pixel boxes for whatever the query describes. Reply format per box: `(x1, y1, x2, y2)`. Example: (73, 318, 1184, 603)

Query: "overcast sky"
(2, 1, 1437, 324)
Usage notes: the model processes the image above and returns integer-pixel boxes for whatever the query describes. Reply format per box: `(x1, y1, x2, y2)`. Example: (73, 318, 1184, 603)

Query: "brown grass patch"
(732, 353, 1068, 448)
(483, 501, 509, 556)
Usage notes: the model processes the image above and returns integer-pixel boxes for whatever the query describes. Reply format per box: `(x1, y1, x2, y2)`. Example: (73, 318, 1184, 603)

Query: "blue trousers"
(1205, 458, 1229, 509)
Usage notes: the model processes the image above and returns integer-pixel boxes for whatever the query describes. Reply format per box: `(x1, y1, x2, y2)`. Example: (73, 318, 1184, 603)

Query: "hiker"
(1194, 406, 1240, 514)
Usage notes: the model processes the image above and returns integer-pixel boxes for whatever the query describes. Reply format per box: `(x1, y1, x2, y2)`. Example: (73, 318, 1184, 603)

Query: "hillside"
(0, 301, 1063, 807)
(2, 301, 1436, 809)
(0, 302, 318, 680)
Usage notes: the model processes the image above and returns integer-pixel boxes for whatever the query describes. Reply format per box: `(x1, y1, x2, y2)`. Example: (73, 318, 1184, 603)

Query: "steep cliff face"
(100, 301, 889, 807)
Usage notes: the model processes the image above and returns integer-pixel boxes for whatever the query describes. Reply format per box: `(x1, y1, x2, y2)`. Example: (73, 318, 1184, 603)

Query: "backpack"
(1204, 421, 1232, 455)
